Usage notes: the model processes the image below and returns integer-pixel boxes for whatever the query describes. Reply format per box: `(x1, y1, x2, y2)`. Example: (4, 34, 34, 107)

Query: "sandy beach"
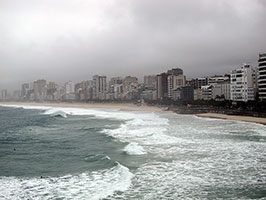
(0, 101, 165, 113)
(196, 113, 266, 125)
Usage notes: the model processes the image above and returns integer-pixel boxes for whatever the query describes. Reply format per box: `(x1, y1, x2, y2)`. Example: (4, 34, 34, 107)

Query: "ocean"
(0, 104, 266, 199)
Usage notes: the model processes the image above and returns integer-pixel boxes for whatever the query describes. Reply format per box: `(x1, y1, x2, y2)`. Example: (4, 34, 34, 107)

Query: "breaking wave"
(44, 109, 68, 118)
(123, 143, 147, 155)
(0, 104, 180, 153)
(0, 163, 133, 200)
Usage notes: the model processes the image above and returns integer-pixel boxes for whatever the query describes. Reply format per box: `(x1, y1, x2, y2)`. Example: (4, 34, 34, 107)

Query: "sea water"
(0, 104, 266, 199)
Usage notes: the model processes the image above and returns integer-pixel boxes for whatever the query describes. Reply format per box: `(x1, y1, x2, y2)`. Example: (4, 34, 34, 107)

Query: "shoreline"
(1, 101, 265, 125)
(0, 101, 166, 113)
(196, 113, 266, 125)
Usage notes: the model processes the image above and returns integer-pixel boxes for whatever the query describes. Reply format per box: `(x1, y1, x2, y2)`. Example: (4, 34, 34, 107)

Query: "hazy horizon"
(1, 0, 266, 90)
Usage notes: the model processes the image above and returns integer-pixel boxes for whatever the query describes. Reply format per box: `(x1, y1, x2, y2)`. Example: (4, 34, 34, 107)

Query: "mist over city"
(1, 0, 266, 91)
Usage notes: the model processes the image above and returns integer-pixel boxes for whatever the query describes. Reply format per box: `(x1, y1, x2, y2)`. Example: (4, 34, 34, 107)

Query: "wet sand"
(196, 113, 266, 125)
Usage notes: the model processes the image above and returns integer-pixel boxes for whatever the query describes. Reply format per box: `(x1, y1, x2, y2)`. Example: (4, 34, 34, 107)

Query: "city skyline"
(0, 58, 262, 93)
(0, 59, 263, 102)
(1, 56, 259, 92)
(1, 0, 266, 90)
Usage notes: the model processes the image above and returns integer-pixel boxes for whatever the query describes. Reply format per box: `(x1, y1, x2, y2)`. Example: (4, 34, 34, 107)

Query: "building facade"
(212, 83, 231, 100)
(258, 52, 266, 100)
(167, 74, 186, 99)
(33, 79, 46, 100)
(21, 83, 29, 100)
(195, 78, 208, 89)
(172, 86, 193, 101)
(201, 85, 213, 100)
(65, 81, 75, 94)
(93, 75, 107, 100)
(144, 75, 157, 89)
(157, 73, 168, 100)
(230, 64, 256, 102)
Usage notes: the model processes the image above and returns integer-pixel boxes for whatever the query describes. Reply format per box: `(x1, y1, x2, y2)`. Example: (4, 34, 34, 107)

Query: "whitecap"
(43, 109, 68, 118)
(123, 143, 147, 155)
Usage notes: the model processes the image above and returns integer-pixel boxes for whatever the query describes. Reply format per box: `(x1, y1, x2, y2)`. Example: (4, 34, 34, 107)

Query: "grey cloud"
(0, 0, 266, 90)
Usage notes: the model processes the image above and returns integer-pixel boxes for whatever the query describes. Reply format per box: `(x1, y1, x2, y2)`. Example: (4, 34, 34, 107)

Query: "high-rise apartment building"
(21, 83, 29, 99)
(258, 52, 266, 100)
(230, 64, 256, 102)
(122, 76, 138, 100)
(34, 80, 46, 93)
(167, 68, 186, 99)
(93, 75, 107, 100)
(63, 81, 75, 100)
(33, 79, 46, 100)
(167, 74, 186, 98)
(65, 81, 75, 94)
(109, 77, 123, 95)
(144, 75, 157, 89)
(157, 68, 186, 100)
(157, 73, 168, 100)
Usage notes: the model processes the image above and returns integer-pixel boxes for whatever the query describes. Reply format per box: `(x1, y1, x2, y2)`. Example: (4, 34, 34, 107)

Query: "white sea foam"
(192, 115, 224, 121)
(0, 104, 188, 152)
(0, 104, 51, 110)
(1, 104, 266, 199)
(44, 109, 68, 118)
(103, 114, 187, 147)
(0, 163, 133, 200)
(0, 104, 146, 121)
(123, 142, 147, 155)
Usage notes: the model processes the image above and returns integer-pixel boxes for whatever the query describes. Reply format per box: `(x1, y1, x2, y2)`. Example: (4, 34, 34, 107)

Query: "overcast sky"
(1, 0, 266, 90)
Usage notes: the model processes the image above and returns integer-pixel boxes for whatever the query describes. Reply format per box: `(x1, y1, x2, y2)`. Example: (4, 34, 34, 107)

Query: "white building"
(206, 75, 231, 101)
(167, 74, 186, 99)
(201, 85, 213, 100)
(212, 83, 231, 100)
(208, 75, 230, 85)
(258, 52, 266, 100)
(230, 64, 256, 102)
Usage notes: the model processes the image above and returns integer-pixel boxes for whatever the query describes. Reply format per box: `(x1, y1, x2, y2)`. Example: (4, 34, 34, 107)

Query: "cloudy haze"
(1, 0, 266, 90)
